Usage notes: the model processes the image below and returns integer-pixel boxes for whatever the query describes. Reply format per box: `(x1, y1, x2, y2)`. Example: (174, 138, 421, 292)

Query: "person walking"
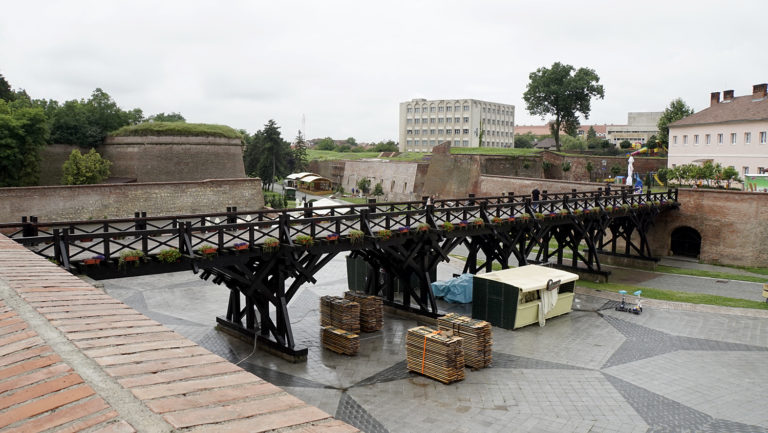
(531, 188, 540, 211)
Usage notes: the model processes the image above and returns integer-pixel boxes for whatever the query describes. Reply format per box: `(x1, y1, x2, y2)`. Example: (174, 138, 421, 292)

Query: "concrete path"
(100, 254, 768, 433)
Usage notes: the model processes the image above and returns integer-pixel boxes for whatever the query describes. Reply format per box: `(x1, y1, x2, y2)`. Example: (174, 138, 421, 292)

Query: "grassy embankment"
(110, 122, 243, 139)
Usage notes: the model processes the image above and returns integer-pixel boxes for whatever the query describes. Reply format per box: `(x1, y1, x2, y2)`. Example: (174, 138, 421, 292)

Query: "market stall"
(472, 265, 578, 329)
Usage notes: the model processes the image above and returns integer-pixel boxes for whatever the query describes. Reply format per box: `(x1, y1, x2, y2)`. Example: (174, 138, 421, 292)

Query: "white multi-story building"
(605, 112, 662, 146)
(668, 84, 768, 177)
(398, 98, 515, 152)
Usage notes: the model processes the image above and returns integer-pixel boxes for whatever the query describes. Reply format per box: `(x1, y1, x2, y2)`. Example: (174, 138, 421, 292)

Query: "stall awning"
(287, 172, 314, 180)
(473, 265, 579, 293)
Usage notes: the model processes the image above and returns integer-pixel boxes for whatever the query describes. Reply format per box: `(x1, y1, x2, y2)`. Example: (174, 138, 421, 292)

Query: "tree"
(372, 182, 384, 196)
(291, 130, 309, 172)
(585, 161, 594, 181)
(647, 134, 658, 152)
(523, 62, 605, 151)
(619, 140, 632, 149)
(61, 148, 112, 185)
(147, 112, 185, 122)
(586, 126, 601, 148)
(657, 98, 694, 145)
(246, 120, 291, 191)
(356, 177, 371, 195)
(0, 73, 14, 102)
(514, 132, 535, 148)
(336, 144, 351, 152)
(0, 99, 48, 186)
(372, 140, 398, 152)
(345, 137, 357, 146)
(316, 137, 336, 150)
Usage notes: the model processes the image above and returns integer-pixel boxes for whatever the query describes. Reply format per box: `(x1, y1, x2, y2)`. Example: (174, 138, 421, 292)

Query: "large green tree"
(61, 148, 112, 185)
(523, 62, 605, 151)
(243, 119, 290, 190)
(0, 99, 49, 186)
(291, 130, 309, 172)
(657, 98, 694, 146)
(50, 88, 143, 147)
(0, 73, 14, 102)
(147, 112, 185, 122)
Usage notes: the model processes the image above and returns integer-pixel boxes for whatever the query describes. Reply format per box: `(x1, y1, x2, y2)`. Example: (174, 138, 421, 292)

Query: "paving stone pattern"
(96, 253, 768, 433)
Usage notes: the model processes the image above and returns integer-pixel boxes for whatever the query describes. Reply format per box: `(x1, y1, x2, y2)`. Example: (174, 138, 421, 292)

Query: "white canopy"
(473, 265, 579, 293)
(287, 172, 314, 180)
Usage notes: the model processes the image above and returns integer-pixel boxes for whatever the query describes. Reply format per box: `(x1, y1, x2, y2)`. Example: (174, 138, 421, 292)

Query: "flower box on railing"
(507, 216, 516, 222)
(458, 220, 469, 228)
(397, 226, 410, 234)
(233, 242, 249, 251)
(263, 237, 280, 253)
(441, 222, 455, 232)
(326, 233, 340, 242)
(472, 219, 484, 227)
(376, 230, 392, 241)
(417, 223, 430, 232)
(294, 235, 315, 247)
(492, 217, 504, 225)
(83, 254, 104, 265)
(80, 237, 94, 243)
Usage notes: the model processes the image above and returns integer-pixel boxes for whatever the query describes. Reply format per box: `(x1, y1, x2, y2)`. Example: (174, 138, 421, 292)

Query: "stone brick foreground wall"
(0, 178, 264, 222)
(477, 175, 603, 197)
(648, 189, 768, 267)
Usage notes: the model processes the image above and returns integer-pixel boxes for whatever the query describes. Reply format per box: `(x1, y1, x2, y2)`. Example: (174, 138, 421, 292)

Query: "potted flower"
(472, 218, 484, 227)
(294, 235, 314, 247)
(157, 248, 182, 263)
(83, 254, 104, 265)
(326, 233, 340, 242)
(441, 221, 455, 232)
(492, 216, 503, 225)
(233, 242, 249, 251)
(417, 223, 430, 232)
(198, 244, 218, 258)
(591, 206, 601, 213)
(118, 249, 144, 269)
(79, 236, 94, 243)
(631, 203, 640, 209)
(519, 214, 531, 221)
(376, 229, 392, 241)
(573, 209, 583, 215)
(559, 209, 569, 216)
(263, 237, 280, 253)
(458, 220, 469, 228)
(507, 216, 516, 222)
(349, 230, 365, 244)
(548, 212, 558, 218)
(397, 226, 410, 234)
(534, 212, 545, 220)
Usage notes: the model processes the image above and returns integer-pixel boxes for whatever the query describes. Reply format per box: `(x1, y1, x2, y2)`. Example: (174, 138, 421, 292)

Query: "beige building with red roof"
(668, 84, 768, 177)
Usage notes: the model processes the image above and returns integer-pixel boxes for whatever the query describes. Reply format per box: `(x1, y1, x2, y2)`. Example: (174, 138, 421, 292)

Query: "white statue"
(626, 155, 634, 186)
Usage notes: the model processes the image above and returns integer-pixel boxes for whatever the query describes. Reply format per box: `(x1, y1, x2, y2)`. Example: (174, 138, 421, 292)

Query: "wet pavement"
(101, 256, 768, 433)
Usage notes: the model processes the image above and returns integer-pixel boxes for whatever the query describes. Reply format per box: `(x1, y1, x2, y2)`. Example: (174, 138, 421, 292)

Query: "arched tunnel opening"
(670, 226, 702, 258)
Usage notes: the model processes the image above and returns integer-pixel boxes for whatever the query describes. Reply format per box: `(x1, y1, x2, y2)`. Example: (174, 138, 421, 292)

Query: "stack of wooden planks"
(437, 313, 492, 369)
(406, 326, 465, 384)
(321, 326, 360, 355)
(344, 292, 383, 332)
(320, 295, 361, 333)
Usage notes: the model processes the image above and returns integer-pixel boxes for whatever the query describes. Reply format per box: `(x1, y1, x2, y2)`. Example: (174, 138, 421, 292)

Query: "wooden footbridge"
(2, 187, 679, 360)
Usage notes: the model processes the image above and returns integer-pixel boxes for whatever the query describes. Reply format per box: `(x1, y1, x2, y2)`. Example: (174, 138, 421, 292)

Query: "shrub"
(118, 249, 144, 268)
(376, 229, 392, 241)
(442, 222, 455, 232)
(157, 248, 181, 263)
(472, 218, 484, 226)
(263, 237, 279, 252)
(349, 230, 364, 244)
(294, 235, 314, 247)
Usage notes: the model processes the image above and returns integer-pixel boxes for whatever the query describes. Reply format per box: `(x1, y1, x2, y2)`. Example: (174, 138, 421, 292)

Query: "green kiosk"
(472, 265, 578, 329)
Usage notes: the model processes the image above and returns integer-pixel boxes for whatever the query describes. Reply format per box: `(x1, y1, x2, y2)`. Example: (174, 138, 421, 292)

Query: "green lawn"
(655, 265, 767, 284)
(307, 150, 428, 162)
(577, 280, 768, 311)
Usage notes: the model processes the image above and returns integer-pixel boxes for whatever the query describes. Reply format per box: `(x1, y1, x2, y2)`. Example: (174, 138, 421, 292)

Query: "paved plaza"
(101, 256, 768, 433)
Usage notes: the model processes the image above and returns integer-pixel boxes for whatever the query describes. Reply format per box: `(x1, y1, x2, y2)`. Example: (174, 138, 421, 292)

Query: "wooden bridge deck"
(0, 235, 357, 433)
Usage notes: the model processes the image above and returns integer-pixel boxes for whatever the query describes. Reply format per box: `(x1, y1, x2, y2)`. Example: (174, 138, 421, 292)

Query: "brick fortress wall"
(648, 189, 768, 267)
(38, 136, 246, 185)
(0, 178, 264, 222)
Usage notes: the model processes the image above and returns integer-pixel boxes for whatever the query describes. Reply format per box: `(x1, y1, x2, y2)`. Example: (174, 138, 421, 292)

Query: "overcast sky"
(2, 1, 766, 142)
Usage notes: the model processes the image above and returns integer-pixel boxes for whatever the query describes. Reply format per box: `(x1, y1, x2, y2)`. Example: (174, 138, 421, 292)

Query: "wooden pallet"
(320, 295, 361, 333)
(405, 326, 465, 384)
(437, 313, 492, 369)
(344, 292, 383, 332)
(321, 326, 360, 356)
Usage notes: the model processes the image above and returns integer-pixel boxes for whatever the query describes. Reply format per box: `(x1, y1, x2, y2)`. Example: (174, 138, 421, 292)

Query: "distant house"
(534, 138, 557, 150)
(515, 124, 607, 139)
(668, 83, 768, 178)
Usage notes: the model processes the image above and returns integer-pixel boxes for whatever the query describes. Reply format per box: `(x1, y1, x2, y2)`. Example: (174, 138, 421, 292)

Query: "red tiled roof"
(671, 95, 768, 126)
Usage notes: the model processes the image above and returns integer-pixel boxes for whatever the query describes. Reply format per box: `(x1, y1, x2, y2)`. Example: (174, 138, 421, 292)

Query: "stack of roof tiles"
(437, 313, 492, 369)
(343, 292, 383, 332)
(405, 326, 465, 384)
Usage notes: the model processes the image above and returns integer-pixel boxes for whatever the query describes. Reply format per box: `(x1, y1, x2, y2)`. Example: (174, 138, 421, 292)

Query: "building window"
(463, 117, 469, 123)
(406, 129, 412, 134)
(454, 106, 460, 112)
(414, 130, 419, 135)
(414, 118, 420, 124)
(407, 107, 412, 113)
(731, 133, 737, 144)
(745, 132, 751, 144)
(430, 129, 435, 134)
(761, 131, 767, 144)
(462, 128, 469, 134)
(454, 129, 460, 134)
(429, 140, 435, 145)
(422, 129, 427, 135)
(455, 117, 460, 123)
(744, 167, 749, 176)
(438, 106, 444, 112)
(438, 118, 444, 123)
(430, 118, 435, 124)
(463, 105, 469, 111)
(446, 106, 452, 112)
(414, 108, 420, 113)
(446, 118, 452, 123)
(407, 118, 412, 124)
(683, 135, 687, 144)
(759, 167, 766, 174)
(406, 139, 412, 145)
(446, 129, 452, 135)
(717, 133, 723, 144)
(673, 136, 677, 144)
(437, 129, 443, 134)
(462, 139, 469, 146)
(705, 134, 711, 144)
(694, 135, 699, 144)
(430, 106, 436, 113)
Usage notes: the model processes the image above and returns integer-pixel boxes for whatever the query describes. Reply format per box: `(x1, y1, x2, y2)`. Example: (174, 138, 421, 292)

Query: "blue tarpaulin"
(431, 274, 473, 303)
